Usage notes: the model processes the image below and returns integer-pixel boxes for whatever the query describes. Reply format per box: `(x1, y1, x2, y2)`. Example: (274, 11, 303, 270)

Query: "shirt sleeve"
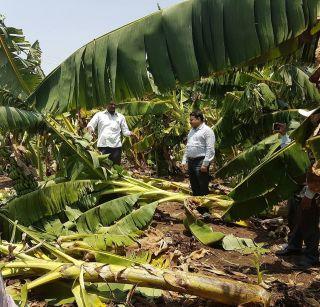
(182, 132, 190, 164)
(305, 187, 316, 199)
(182, 149, 187, 164)
(202, 128, 215, 166)
(120, 115, 132, 136)
(280, 134, 291, 148)
(87, 113, 100, 131)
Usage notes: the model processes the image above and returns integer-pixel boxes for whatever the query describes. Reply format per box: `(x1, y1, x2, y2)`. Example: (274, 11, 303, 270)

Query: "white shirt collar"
(194, 123, 205, 131)
(104, 110, 118, 116)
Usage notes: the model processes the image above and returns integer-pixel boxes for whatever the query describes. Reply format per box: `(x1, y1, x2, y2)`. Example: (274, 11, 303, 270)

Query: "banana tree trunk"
(5, 261, 270, 306)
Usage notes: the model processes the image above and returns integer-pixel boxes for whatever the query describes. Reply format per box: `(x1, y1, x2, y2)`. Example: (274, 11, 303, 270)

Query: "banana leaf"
(0, 106, 43, 133)
(27, 0, 320, 114)
(184, 213, 225, 245)
(117, 100, 173, 116)
(215, 134, 280, 179)
(275, 65, 320, 104)
(76, 194, 141, 233)
(80, 201, 159, 249)
(291, 106, 320, 145)
(224, 142, 310, 220)
(0, 17, 44, 97)
(1, 180, 102, 227)
(215, 108, 301, 150)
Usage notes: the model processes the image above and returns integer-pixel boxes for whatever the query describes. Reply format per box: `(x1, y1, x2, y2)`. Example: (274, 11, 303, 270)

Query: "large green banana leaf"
(224, 141, 310, 220)
(27, 0, 320, 114)
(215, 108, 301, 150)
(1, 180, 103, 226)
(76, 194, 141, 233)
(0, 17, 44, 98)
(274, 65, 320, 105)
(215, 134, 280, 180)
(117, 100, 173, 116)
(0, 106, 43, 133)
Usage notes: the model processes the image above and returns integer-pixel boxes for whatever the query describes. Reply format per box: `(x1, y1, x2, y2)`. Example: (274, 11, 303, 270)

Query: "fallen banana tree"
(0, 238, 270, 306)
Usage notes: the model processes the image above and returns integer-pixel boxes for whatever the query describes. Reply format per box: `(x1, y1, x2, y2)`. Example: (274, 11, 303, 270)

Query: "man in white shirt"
(181, 110, 215, 196)
(86, 102, 133, 165)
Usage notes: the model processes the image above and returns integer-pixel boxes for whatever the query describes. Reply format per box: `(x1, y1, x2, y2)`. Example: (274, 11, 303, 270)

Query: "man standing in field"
(86, 102, 134, 165)
(276, 66, 320, 267)
(181, 110, 215, 196)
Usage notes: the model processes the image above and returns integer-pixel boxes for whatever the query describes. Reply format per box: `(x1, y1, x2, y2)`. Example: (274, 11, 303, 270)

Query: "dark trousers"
(188, 157, 210, 196)
(288, 195, 319, 261)
(98, 147, 122, 165)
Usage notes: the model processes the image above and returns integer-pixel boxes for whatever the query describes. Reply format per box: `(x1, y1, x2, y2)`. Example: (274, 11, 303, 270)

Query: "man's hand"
(86, 126, 95, 135)
(130, 132, 139, 140)
(200, 165, 208, 173)
(181, 163, 188, 173)
(300, 196, 312, 210)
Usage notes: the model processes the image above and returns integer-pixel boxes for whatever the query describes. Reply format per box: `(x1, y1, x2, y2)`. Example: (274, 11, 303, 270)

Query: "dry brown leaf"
(199, 264, 228, 277)
(188, 248, 210, 261)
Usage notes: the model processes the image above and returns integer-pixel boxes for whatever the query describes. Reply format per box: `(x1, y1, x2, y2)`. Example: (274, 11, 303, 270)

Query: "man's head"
(190, 110, 204, 128)
(273, 122, 287, 135)
(107, 102, 116, 114)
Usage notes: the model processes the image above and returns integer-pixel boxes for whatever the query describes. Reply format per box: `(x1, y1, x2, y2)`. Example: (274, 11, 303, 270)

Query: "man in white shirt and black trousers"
(86, 102, 134, 165)
(182, 110, 215, 196)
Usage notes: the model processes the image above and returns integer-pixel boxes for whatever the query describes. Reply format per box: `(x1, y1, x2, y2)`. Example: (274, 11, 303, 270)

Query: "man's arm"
(86, 113, 99, 134)
(120, 115, 132, 137)
(202, 128, 215, 168)
(182, 150, 188, 165)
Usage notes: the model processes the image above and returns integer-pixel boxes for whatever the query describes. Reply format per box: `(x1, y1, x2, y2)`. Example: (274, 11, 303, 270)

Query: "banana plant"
(215, 134, 281, 181)
(0, 16, 44, 99)
(0, 218, 270, 306)
(224, 141, 311, 221)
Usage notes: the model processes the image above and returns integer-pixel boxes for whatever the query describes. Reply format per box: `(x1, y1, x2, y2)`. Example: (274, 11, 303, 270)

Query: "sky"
(0, 0, 181, 74)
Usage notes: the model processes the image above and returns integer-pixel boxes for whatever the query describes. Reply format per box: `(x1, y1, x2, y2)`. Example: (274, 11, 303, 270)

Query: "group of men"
(87, 105, 215, 196)
(87, 99, 319, 268)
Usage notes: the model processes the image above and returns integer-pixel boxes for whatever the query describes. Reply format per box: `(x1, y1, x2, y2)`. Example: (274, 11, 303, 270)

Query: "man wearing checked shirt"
(181, 110, 215, 196)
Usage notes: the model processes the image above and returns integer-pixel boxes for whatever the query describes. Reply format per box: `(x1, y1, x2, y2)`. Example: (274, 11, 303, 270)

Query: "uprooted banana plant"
(0, 218, 270, 306)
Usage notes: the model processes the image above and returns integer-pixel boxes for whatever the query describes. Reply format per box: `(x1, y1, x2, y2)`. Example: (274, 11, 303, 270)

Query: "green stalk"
(4, 261, 61, 271)
(27, 270, 63, 290)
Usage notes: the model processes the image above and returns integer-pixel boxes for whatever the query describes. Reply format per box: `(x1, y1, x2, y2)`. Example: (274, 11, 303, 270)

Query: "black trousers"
(188, 157, 210, 196)
(98, 147, 122, 165)
(287, 195, 319, 261)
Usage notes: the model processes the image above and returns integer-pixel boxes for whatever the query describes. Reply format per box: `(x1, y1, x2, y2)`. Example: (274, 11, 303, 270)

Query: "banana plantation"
(1, 0, 320, 306)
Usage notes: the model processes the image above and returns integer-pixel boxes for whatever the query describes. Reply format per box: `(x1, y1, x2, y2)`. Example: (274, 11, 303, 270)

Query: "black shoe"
(294, 256, 320, 269)
(275, 247, 302, 256)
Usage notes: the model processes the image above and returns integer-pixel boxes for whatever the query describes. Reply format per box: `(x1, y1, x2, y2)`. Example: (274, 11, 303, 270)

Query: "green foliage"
(76, 194, 141, 232)
(0, 106, 43, 133)
(26, 0, 319, 114)
(0, 16, 44, 97)
(2, 180, 101, 227)
(215, 134, 281, 180)
(225, 142, 310, 220)
(184, 213, 225, 245)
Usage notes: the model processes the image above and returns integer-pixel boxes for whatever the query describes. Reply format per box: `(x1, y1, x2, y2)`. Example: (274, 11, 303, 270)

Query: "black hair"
(190, 110, 204, 121)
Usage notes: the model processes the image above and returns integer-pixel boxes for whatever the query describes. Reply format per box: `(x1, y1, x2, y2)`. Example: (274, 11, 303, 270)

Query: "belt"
(188, 156, 205, 161)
